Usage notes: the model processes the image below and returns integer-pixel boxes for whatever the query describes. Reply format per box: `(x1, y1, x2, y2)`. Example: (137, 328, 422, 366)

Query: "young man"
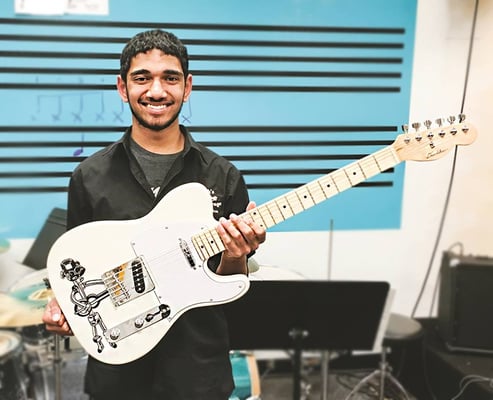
(43, 29, 266, 400)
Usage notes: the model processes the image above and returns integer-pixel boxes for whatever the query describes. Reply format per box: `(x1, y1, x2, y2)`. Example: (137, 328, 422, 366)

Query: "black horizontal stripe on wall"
(241, 168, 394, 175)
(0, 18, 405, 34)
(0, 187, 68, 193)
(189, 125, 398, 133)
(0, 154, 373, 163)
(0, 140, 393, 148)
(0, 34, 403, 49)
(0, 51, 403, 64)
(0, 168, 394, 179)
(0, 180, 391, 194)
(0, 126, 126, 132)
(249, 181, 392, 189)
(0, 171, 71, 178)
(0, 83, 401, 92)
(0, 125, 398, 133)
(0, 67, 402, 79)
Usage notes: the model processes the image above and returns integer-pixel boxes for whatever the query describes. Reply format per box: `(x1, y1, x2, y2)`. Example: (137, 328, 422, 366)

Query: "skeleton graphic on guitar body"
(47, 115, 477, 365)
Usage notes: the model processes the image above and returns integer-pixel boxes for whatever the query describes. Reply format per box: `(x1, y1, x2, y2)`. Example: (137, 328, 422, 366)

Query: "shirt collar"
(120, 125, 206, 163)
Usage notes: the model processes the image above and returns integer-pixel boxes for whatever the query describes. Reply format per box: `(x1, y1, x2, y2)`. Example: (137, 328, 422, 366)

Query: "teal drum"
(229, 351, 261, 400)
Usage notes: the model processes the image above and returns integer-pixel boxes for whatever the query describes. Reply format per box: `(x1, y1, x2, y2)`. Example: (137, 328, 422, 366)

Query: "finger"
(246, 201, 257, 211)
(43, 298, 73, 336)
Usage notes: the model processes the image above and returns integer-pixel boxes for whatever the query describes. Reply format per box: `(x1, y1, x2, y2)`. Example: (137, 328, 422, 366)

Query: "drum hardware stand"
(289, 328, 310, 400)
(43, 277, 63, 400)
(320, 350, 330, 400)
(54, 334, 62, 400)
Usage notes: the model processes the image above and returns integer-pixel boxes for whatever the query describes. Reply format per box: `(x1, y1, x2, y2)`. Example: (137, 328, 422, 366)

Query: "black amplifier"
(438, 251, 493, 353)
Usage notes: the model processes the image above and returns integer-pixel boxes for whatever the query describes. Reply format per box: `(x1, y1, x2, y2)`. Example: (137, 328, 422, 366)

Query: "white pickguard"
(47, 183, 249, 365)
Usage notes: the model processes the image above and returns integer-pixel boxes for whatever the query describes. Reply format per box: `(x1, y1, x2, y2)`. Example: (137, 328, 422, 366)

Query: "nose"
(147, 78, 166, 99)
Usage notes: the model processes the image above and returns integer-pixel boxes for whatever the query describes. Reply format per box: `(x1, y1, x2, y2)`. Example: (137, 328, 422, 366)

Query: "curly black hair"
(119, 29, 189, 82)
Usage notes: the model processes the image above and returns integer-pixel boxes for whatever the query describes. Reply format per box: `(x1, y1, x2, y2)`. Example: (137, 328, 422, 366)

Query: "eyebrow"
(129, 69, 183, 77)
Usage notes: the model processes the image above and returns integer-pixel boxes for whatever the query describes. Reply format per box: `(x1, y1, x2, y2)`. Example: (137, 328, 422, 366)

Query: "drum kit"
(0, 261, 296, 400)
(0, 269, 87, 400)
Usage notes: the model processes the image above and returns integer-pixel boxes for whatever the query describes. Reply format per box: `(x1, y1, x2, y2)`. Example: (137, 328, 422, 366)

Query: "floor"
(258, 359, 417, 400)
(14, 344, 417, 400)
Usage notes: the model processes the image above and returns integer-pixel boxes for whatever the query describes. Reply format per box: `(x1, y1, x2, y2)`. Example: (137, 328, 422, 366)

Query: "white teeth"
(147, 104, 167, 110)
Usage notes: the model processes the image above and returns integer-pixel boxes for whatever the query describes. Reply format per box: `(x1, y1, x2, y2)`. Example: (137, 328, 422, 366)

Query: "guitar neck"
(191, 144, 401, 261)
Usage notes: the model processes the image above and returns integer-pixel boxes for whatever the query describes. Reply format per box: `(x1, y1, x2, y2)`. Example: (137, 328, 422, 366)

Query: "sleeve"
(207, 168, 251, 272)
(222, 169, 250, 218)
(66, 168, 93, 230)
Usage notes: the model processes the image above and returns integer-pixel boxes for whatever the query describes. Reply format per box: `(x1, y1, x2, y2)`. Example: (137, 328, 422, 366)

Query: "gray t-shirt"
(129, 137, 180, 197)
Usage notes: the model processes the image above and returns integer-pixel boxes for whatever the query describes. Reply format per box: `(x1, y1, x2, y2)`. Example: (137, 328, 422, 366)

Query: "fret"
(284, 191, 304, 214)
(374, 147, 399, 171)
(203, 229, 223, 254)
(318, 174, 339, 199)
(274, 197, 294, 219)
(266, 201, 285, 224)
(256, 204, 276, 228)
(247, 208, 267, 228)
(191, 233, 211, 261)
(359, 156, 381, 178)
(343, 162, 366, 186)
(294, 185, 316, 209)
(307, 180, 326, 204)
(330, 169, 352, 191)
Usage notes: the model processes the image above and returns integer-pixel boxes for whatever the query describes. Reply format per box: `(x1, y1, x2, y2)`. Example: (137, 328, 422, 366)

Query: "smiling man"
(43, 29, 266, 400)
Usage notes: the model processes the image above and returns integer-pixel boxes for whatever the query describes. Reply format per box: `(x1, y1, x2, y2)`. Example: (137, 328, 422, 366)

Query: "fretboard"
(191, 145, 401, 262)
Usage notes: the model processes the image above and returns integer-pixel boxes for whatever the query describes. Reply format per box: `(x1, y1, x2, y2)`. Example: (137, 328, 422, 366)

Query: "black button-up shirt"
(69, 125, 248, 397)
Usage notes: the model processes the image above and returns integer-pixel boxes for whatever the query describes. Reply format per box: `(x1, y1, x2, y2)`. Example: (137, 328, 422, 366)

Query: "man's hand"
(42, 297, 73, 336)
(215, 201, 266, 275)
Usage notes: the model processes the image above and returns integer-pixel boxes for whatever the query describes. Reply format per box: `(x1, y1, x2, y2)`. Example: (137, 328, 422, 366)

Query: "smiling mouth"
(147, 104, 168, 110)
(140, 100, 172, 113)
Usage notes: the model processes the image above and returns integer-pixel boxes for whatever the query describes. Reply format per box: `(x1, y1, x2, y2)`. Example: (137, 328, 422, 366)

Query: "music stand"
(223, 280, 390, 400)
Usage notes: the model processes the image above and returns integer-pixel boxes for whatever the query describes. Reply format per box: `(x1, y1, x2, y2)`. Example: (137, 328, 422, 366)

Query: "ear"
(183, 73, 193, 102)
(116, 75, 129, 102)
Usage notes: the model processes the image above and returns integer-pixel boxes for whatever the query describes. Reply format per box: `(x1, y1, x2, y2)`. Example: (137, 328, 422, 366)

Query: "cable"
(411, 0, 480, 319)
(450, 374, 493, 400)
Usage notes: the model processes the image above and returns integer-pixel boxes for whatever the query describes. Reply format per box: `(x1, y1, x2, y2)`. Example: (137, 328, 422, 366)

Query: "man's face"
(117, 49, 192, 132)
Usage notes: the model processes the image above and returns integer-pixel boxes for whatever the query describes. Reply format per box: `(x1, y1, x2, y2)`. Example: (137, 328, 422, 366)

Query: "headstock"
(393, 114, 477, 162)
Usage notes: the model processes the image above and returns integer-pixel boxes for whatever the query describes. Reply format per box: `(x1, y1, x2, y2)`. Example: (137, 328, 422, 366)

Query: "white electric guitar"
(47, 115, 477, 364)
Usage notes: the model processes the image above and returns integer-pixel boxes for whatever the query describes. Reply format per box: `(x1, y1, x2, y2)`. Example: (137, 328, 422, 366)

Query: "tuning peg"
(433, 118, 445, 137)
(401, 124, 410, 144)
(458, 113, 469, 133)
(411, 122, 422, 141)
(446, 115, 457, 135)
(423, 120, 435, 139)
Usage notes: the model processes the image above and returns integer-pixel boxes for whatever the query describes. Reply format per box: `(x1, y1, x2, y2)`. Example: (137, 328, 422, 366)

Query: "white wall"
(1, 0, 491, 320)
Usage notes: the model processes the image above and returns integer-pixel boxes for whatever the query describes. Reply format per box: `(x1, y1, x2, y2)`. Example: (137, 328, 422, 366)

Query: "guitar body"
(47, 183, 249, 365)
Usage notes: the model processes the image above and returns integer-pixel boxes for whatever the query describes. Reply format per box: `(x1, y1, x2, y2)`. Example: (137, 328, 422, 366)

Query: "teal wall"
(0, 0, 417, 237)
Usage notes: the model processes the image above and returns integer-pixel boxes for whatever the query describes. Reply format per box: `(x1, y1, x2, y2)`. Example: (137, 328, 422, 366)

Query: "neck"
(131, 123, 184, 155)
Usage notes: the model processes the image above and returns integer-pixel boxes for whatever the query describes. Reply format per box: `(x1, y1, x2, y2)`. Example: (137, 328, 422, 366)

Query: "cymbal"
(0, 278, 52, 328)
(9, 269, 48, 292)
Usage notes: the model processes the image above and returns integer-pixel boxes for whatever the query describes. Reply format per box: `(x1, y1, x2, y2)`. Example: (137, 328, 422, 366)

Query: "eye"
(165, 75, 179, 83)
(132, 75, 150, 83)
